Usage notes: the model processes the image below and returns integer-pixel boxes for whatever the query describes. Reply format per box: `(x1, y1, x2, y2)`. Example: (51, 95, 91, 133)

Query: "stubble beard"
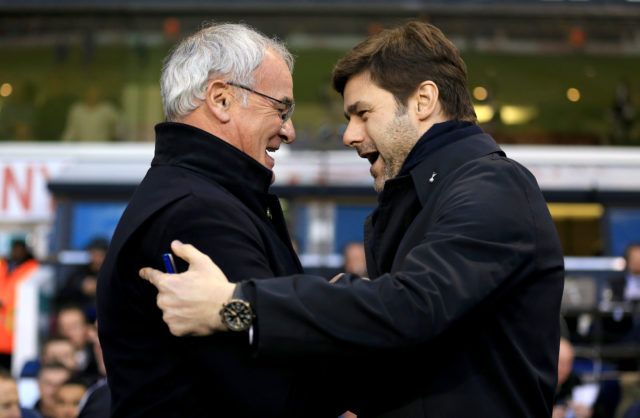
(373, 111, 420, 193)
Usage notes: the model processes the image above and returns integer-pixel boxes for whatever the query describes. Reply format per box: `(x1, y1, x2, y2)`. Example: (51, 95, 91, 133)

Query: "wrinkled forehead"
(254, 49, 293, 93)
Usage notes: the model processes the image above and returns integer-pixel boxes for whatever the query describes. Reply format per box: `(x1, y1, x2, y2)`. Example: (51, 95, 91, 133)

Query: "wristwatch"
(220, 286, 255, 332)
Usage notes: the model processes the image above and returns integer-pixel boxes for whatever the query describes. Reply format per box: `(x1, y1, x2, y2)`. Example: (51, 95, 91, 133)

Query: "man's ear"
(413, 81, 439, 121)
(205, 80, 232, 123)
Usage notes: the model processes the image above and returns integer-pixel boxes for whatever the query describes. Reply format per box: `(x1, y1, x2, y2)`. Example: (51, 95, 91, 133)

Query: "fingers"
(163, 314, 188, 337)
(329, 273, 344, 284)
(170, 240, 197, 263)
(161, 312, 206, 337)
(328, 273, 370, 284)
(139, 267, 166, 287)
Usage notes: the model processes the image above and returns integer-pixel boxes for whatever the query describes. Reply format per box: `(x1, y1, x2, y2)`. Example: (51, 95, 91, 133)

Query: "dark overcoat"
(241, 124, 565, 417)
(97, 122, 334, 417)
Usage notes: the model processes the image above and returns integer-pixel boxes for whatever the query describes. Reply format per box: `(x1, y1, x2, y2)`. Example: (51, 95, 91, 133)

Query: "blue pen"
(162, 253, 177, 274)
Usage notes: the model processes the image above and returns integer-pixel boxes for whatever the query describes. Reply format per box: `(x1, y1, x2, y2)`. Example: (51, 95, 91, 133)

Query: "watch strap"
(230, 283, 255, 344)
(232, 283, 246, 301)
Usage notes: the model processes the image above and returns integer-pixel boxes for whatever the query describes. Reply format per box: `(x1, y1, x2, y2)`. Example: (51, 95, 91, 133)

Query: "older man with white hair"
(97, 23, 338, 417)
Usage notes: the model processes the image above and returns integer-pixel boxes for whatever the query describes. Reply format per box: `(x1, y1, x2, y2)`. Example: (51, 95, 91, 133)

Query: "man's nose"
(342, 120, 363, 148)
(280, 118, 296, 144)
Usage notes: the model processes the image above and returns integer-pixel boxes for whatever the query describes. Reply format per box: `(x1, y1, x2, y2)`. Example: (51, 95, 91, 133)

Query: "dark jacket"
(56, 264, 98, 311)
(609, 274, 628, 302)
(241, 123, 565, 417)
(97, 122, 333, 417)
(78, 379, 110, 418)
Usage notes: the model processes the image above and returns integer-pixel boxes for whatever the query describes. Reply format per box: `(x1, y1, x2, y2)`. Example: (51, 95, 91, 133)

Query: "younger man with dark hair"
(36, 363, 71, 418)
(54, 377, 88, 418)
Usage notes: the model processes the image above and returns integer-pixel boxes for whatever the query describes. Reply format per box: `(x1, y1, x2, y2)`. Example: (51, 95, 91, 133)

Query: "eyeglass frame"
(227, 82, 295, 127)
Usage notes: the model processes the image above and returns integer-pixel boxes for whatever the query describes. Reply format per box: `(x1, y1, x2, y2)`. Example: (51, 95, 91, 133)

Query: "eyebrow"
(344, 100, 368, 120)
(279, 96, 294, 106)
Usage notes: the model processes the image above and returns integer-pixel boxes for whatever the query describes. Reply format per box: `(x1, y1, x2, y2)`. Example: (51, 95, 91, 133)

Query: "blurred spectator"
(610, 80, 636, 145)
(76, 321, 108, 418)
(0, 240, 39, 370)
(342, 242, 367, 277)
(53, 377, 87, 418)
(35, 363, 71, 418)
(554, 337, 586, 418)
(61, 85, 121, 142)
(0, 368, 41, 418)
(21, 336, 77, 378)
(34, 74, 76, 141)
(55, 308, 97, 380)
(604, 243, 640, 345)
(86, 323, 104, 379)
(0, 368, 21, 418)
(77, 377, 109, 418)
(625, 400, 640, 418)
(56, 238, 108, 315)
(0, 81, 37, 141)
(4, 240, 35, 274)
(554, 337, 620, 418)
(609, 243, 640, 303)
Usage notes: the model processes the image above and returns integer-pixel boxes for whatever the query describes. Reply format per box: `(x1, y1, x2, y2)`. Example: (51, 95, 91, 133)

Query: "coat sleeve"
(158, 193, 278, 282)
(246, 159, 552, 357)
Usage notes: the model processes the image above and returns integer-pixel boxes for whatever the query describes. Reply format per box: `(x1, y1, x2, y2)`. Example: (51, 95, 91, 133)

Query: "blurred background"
(1, 0, 640, 417)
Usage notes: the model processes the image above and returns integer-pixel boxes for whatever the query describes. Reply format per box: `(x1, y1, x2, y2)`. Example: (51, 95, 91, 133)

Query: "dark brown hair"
(0, 368, 13, 381)
(332, 21, 476, 123)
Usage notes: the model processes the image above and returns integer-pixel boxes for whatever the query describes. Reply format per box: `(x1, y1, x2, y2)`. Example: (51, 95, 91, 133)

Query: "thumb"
(170, 240, 208, 266)
(170, 240, 228, 284)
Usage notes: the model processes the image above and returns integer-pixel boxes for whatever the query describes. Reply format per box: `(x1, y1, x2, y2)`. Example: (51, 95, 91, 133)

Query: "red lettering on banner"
(40, 165, 55, 212)
(2, 166, 33, 212)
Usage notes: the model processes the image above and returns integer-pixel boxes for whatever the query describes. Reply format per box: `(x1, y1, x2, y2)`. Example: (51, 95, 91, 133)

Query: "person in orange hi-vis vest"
(0, 240, 39, 370)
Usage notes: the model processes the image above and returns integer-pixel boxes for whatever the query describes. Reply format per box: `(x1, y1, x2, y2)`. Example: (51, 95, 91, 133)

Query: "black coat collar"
(379, 122, 503, 206)
(398, 120, 480, 177)
(409, 130, 504, 206)
(366, 125, 504, 276)
(152, 122, 273, 194)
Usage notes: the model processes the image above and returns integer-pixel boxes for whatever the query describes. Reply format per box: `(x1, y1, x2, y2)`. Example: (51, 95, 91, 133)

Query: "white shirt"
(62, 102, 120, 142)
(624, 273, 640, 301)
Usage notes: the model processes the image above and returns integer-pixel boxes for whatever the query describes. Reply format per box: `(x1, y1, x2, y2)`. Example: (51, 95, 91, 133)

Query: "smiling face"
(38, 367, 71, 415)
(0, 378, 20, 418)
(227, 49, 295, 181)
(55, 384, 87, 418)
(342, 72, 420, 193)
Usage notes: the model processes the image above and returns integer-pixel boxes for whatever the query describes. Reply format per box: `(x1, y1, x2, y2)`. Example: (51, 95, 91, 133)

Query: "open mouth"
(266, 146, 278, 154)
(361, 151, 379, 165)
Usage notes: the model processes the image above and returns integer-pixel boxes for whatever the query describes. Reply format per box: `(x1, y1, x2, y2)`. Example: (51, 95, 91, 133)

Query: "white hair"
(160, 22, 294, 121)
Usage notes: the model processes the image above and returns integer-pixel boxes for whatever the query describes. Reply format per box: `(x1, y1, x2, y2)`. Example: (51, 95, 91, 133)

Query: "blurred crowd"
(1, 238, 108, 418)
(0, 82, 121, 143)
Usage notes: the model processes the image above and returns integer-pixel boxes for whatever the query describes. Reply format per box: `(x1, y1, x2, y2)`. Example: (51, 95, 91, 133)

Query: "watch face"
(222, 300, 253, 332)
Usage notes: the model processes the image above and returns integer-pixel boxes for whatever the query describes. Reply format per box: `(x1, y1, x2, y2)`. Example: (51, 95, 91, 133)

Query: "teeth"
(266, 148, 277, 153)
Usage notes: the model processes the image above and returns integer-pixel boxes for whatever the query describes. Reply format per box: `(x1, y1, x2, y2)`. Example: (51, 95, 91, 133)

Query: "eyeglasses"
(228, 82, 295, 127)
